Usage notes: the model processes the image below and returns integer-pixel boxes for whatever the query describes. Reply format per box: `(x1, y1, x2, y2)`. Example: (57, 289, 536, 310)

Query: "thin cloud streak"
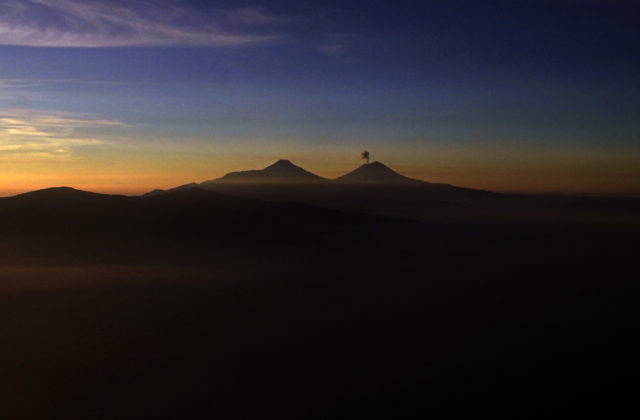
(0, 109, 126, 161)
(0, 0, 287, 47)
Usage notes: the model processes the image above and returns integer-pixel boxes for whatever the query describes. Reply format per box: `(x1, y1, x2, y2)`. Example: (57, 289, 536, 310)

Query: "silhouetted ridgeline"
(148, 159, 495, 193)
(0, 186, 397, 242)
(142, 160, 497, 221)
(146, 160, 640, 225)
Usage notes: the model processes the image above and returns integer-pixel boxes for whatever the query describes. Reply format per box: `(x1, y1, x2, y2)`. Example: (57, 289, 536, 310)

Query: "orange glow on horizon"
(2, 142, 639, 197)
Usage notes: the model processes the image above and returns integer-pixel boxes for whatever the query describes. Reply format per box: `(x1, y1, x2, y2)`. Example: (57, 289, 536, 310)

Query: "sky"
(1, 0, 639, 196)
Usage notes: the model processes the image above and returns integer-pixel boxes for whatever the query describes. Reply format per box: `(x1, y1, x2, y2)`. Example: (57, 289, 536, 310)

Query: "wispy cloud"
(0, 0, 287, 47)
(316, 33, 356, 60)
(0, 109, 127, 160)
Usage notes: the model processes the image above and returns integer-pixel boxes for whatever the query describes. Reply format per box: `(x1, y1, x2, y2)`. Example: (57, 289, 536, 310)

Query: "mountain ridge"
(0, 185, 391, 240)
(214, 159, 327, 184)
(334, 161, 422, 184)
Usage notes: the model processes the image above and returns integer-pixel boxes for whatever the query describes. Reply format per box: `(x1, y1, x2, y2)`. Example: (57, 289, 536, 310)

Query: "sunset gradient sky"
(1, 0, 639, 196)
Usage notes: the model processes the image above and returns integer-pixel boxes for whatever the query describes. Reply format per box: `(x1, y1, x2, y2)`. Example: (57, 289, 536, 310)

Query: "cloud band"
(0, 0, 285, 47)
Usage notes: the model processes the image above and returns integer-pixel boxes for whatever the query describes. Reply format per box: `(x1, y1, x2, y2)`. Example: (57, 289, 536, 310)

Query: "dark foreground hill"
(0, 186, 389, 242)
(1, 184, 639, 419)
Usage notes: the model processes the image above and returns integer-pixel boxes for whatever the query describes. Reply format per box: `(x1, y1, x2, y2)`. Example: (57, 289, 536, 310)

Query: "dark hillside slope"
(0, 186, 396, 245)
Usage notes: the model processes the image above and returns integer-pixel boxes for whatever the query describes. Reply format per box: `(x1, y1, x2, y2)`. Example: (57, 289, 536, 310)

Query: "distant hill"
(334, 161, 422, 184)
(5, 186, 133, 210)
(12, 186, 124, 201)
(211, 159, 326, 184)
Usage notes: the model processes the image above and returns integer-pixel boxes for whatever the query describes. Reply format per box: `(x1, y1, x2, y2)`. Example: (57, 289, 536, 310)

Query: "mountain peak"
(213, 159, 326, 183)
(364, 161, 390, 169)
(335, 161, 421, 184)
(270, 159, 294, 167)
(264, 159, 302, 171)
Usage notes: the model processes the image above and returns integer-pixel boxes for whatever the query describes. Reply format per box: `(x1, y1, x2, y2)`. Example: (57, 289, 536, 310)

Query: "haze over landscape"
(1, 1, 639, 419)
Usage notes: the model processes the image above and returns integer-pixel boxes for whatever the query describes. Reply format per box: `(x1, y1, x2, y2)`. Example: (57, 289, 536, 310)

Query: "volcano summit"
(215, 159, 326, 184)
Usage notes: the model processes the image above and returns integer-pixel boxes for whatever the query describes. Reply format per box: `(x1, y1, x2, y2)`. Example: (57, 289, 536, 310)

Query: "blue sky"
(1, 0, 639, 194)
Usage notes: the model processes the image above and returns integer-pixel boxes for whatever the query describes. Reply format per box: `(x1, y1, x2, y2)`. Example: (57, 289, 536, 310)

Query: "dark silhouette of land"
(146, 160, 497, 220)
(2, 160, 639, 419)
(335, 160, 421, 183)
(215, 159, 327, 183)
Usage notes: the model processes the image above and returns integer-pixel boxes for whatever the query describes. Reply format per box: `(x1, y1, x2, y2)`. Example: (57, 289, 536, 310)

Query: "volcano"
(334, 161, 421, 184)
(212, 159, 326, 183)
